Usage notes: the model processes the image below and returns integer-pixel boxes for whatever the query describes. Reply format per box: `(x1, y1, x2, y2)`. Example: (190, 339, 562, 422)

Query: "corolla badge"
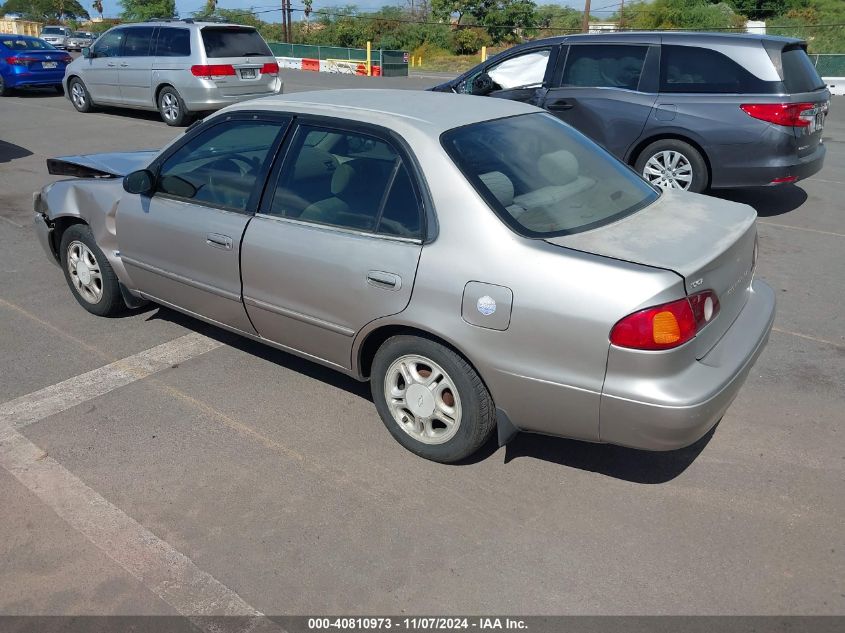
(477, 295, 496, 316)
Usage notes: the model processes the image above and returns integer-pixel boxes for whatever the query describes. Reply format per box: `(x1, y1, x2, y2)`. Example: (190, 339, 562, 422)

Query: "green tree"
(0, 0, 90, 21)
(431, 0, 537, 43)
(623, 0, 743, 30)
(725, 0, 787, 20)
(92, 0, 103, 19)
(118, 0, 176, 21)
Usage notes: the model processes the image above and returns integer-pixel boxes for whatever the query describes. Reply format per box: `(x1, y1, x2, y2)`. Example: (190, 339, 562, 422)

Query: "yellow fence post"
(418, 56, 422, 67)
(481, 46, 487, 62)
(366, 41, 372, 76)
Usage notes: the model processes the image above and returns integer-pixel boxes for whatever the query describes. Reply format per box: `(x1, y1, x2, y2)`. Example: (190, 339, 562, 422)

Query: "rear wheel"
(59, 224, 125, 316)
(157, 86, 191, 126)
(635, 139, 708, 193)
(69, 78, 94, 112)
(371, 335, 496, 463)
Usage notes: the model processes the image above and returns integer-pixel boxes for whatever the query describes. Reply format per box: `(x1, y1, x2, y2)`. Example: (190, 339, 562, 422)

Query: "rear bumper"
(178, 76, 283, 111)
(599, 279, 776, 450)
(4, 70, 65, 88)
(710, 136, 826, 188)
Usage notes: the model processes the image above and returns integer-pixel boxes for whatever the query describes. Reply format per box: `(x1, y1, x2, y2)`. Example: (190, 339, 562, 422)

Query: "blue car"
(0, 34, 72, 96)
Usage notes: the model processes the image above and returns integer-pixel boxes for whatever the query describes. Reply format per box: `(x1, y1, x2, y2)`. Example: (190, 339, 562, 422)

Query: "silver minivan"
(63, 19, 283, 125)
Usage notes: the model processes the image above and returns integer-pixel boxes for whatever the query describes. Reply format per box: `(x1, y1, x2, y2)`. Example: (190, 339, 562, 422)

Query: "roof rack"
(147, 17, 193, 23)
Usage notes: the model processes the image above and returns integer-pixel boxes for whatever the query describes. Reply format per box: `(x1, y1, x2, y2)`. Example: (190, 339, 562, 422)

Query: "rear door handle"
(547, 100, 574, 111)
(206, 233, 233, 250)
(106, 62, 116, 67)
(119, 63, 129, 67)
(367, 270, 401, 291)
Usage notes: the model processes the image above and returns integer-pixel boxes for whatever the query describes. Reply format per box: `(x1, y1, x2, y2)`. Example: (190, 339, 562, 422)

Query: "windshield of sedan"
(441, 113, 659, 237)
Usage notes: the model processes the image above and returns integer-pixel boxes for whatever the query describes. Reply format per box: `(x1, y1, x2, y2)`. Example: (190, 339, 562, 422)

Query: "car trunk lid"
(8, 49, 71, 72)
(546, 190, 758, 358)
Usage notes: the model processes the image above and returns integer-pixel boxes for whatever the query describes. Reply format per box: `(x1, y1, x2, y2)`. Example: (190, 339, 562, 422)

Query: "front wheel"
(59, 224, 125, 316)
(371, 335, 496, 463)
(635, 139, 709, 193)
(68, 78, 94, 112)
(157, 87, 191, 126)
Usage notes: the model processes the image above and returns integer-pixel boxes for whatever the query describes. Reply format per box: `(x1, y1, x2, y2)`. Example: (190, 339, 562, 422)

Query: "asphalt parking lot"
(0, 72, 843, 620)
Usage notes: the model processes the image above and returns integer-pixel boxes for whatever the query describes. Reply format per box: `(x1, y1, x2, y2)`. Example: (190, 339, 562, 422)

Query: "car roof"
(125, 20, 256, 29)
(226, 89, 541, 135)
(515, 31, 803, 47)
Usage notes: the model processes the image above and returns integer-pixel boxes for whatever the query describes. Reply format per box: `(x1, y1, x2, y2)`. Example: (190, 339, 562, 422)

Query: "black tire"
(68, 77, 94, 112)
(157, 86, 191, 126)
(634, 139, 709, 193)
(54, 84, 64, 95)
(59, 224, 125, 317)
(0, 75, 10, 97)
(371, 335, 496, 463)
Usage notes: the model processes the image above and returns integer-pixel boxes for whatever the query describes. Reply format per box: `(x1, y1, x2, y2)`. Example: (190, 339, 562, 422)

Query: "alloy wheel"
(66, 240, 103, 304)
(71, 82, 87, 109)
(160, 92, 180, 122)
(383, 354, 462, 445)
(642, 150, 693, 190)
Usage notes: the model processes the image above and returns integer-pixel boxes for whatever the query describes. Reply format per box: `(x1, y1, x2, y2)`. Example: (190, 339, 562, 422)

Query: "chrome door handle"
(367, 270, 401, 291)
(106, 62, 116, 67)
(119, 63, 129, 67)
(206, 233, 233, 250)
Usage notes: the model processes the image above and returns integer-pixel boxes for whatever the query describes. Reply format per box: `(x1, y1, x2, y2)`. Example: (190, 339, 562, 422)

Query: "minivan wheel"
(157, 87, 191, 126)
(635, 139, 708, 193)
(371, 335, 496, 463)
(69, 78, 93, 112)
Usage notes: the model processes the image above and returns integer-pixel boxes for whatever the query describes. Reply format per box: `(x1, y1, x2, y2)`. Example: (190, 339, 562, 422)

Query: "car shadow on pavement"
(499, 425, 716, 483)
(0, 140, 33, 163)
(711, 184, 808, 217)
(145, 306, 713, 480)
(145, 306, 373, 400)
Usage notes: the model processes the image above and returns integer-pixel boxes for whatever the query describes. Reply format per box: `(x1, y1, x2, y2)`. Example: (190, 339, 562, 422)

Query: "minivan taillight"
(190, 64, 236, 77)
(740, 102, 816, 127)
(610, 291, 720, 351)
(261, 62, 279, 75)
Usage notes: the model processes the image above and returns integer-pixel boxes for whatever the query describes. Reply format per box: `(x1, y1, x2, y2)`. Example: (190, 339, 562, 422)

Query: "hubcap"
(66, 241, 103, 304)
(161, 93, 179, 121)
(71, 83, 86, 108)
(643, 150, 693, 190)
(384, 355, 462, 445)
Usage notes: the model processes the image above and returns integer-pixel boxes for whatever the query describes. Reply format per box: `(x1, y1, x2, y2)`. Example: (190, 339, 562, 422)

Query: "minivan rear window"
(782, 46, 825, 93)
(201, 27, 272, 58)
(442, 113, 659, 238)
(660, 45, 778, 94)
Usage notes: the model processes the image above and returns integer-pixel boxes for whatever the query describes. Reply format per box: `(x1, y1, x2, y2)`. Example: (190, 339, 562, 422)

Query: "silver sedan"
(33, 90, 775, 462)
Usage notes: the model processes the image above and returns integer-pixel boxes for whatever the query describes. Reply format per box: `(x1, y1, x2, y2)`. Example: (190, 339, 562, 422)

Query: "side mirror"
(123, 169, 154, 196)
(81, 47, 91, 58)
(471, 72, 496, 96)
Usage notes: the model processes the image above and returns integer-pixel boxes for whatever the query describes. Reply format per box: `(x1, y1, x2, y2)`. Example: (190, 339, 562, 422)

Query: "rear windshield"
(2, 37, 54, 50)
(201, 27, 272, 58)
(441, 113, 659, 238)
(782, 47, 825, 93)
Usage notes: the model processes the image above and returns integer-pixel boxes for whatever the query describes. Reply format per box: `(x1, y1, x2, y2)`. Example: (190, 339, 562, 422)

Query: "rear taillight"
(261, 62, 279, 75)
(6, 56, 37, 65)
(190, 64, 236, 77)
(740, 102, 816, 127)
(610, 290, 720, 351)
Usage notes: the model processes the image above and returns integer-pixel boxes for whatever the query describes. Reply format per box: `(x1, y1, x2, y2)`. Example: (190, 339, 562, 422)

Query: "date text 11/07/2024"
(307, 617, 528, 630)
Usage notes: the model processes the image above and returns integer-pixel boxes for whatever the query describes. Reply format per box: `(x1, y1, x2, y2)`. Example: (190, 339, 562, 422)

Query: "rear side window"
(562, 45, 648, 90)
(155, 28, 191, 57)
(782, 47, 825, 93)
(123, 27, 155, 57)
(660, 45, 777, 94)
(201, 27, 272, 58)
(270, 126, 422, 239)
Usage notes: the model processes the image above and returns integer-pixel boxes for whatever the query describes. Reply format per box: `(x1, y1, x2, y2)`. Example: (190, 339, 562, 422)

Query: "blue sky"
(93, 1, 593, 22)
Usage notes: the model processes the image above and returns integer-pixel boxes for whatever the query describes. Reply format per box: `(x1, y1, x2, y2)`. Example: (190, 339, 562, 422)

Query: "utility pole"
(286, 0, 293, 42)
(281, 0, 289, 42)
(581, 0, 591, 34)
(619, 0, 625, 30)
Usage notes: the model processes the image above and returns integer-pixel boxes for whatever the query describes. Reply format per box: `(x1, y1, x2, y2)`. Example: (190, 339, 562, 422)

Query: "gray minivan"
(433, 32, 829, 192)
(63, 19, 283, 125)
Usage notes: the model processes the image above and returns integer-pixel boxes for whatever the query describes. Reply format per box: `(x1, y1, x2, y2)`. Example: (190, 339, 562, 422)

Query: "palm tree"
(93, 0, 103, 20)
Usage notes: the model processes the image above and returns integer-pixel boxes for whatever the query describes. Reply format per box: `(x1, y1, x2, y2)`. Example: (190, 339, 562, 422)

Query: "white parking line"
(0, 332, 224, 430)
(0, 334, 284, 631)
